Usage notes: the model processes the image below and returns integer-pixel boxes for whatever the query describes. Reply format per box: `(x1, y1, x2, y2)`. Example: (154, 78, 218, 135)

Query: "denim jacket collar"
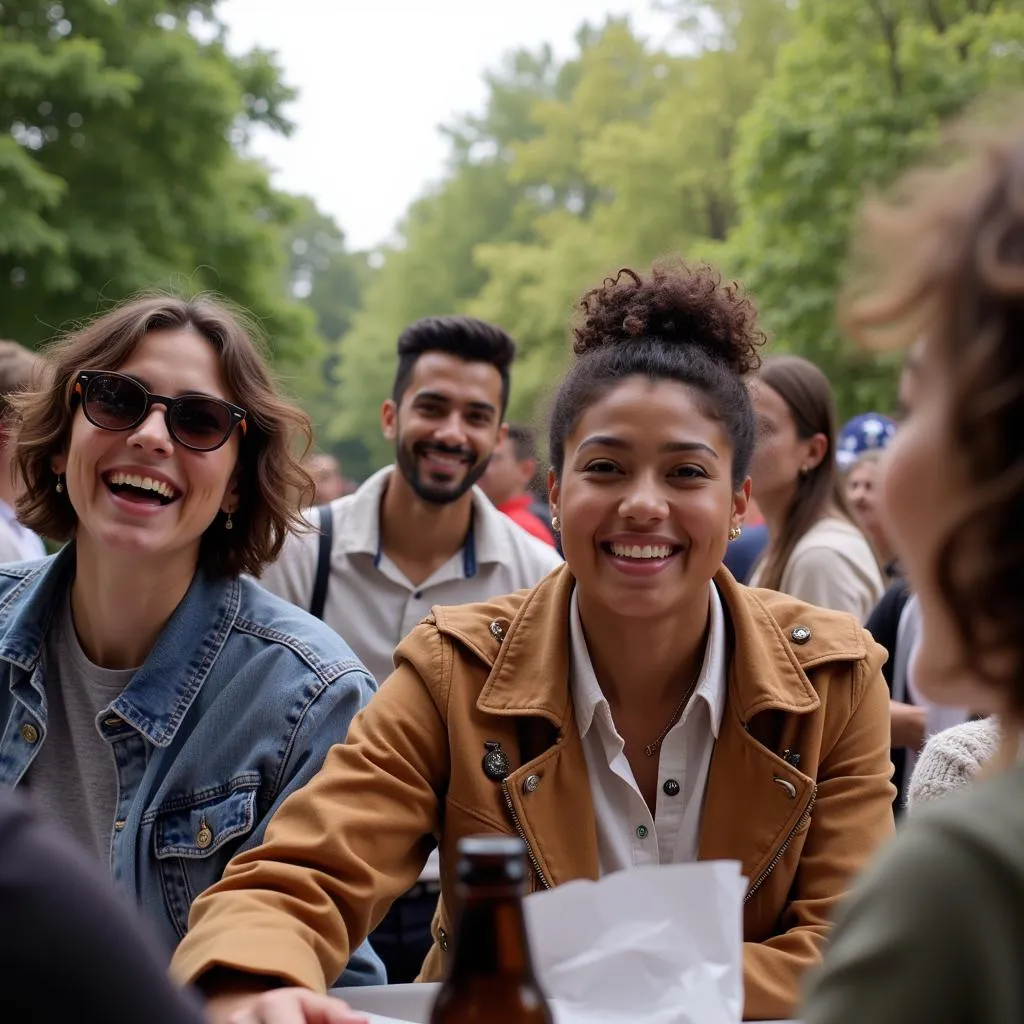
(0, 544, 242, 748)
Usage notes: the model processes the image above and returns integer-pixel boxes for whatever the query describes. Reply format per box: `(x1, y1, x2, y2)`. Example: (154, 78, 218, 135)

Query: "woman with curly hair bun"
(803, 114, 1024, 1024)
(172, 260, 896, 1024)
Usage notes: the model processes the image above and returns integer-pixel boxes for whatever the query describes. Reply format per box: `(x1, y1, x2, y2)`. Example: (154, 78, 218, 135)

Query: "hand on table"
(207, 987, 368, 1024)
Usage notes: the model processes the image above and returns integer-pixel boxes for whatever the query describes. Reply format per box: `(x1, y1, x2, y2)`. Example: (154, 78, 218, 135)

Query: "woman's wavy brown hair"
(841, 109, 1024, 711)
(11, 293, 315, 579)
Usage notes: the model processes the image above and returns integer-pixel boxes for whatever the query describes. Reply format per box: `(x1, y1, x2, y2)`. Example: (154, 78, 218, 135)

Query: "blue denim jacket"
(0, 545, 385, 986)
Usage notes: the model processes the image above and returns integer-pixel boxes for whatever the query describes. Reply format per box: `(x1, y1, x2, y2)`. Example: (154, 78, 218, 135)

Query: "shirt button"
(635, 825, 649, 839)
(20, 723, 38, 744)
(662, 779, 681, 797)
(413, 591, 423, 600)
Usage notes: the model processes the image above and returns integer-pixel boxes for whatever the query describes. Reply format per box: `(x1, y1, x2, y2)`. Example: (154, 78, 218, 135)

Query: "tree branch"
(867, 0, 904, 97)
(923, 0, 947, 33)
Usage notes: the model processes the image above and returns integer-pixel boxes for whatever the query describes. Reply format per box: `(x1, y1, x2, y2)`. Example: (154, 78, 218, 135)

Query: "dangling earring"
(224, 511, 233, 531)
(551, 514, 561, 533)
(729, 526, 742, 541)
(55, 474, 64, 494)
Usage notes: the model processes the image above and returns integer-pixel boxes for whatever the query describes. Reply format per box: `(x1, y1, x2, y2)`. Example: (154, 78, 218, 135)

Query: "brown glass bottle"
(429, 835, 554, 1024)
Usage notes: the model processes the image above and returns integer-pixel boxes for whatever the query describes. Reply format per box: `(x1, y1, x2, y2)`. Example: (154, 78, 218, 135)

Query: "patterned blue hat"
(836, 413, 897, 470)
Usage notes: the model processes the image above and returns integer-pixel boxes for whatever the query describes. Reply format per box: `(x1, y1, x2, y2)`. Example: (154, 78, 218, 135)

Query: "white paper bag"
(523, 861, 746, 1024)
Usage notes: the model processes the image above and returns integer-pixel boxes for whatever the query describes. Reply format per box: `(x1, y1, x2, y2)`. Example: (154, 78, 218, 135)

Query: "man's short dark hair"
(507, 423, 538, 464)
(392, 316, 516, 416)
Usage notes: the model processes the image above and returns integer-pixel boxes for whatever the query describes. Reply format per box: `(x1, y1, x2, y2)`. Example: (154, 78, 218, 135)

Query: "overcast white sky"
(218, 0, 676, 250)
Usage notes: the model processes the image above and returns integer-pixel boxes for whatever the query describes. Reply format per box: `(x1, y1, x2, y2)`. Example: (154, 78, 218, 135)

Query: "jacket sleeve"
(742, 642, 896, 1020)
(170, 622, 451, 992)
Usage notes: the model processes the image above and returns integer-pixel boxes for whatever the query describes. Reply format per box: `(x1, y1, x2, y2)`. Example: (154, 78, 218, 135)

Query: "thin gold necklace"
(643, 675, 701, 758)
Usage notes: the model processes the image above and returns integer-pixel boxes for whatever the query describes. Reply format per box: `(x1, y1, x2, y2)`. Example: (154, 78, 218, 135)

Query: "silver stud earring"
(551, 514, 561, 533)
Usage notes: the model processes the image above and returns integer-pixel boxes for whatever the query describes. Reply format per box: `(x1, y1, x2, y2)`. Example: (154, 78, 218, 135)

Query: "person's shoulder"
(902, 762, 1024, 876)
(790, 518, 875, 566)
(908, 718, 1003, 808)
(0, 553, 53, 599)
(742, 581, 868, 659)
(492, 508, 563, 573)
(410, 566, 567, 665)
(232, 576, 375, 686)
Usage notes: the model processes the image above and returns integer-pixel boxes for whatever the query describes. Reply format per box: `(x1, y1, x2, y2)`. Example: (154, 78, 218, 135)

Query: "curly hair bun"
(571, 258, 765, 377)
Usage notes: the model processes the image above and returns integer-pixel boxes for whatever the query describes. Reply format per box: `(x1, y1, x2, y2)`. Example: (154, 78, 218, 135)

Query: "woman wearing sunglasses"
(0, 294, 383, 989)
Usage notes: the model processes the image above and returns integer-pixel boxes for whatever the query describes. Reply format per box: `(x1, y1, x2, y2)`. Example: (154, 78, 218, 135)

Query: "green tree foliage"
(468, 3, 794, 425)
(329, 45, 570, 473)
(324, 0, 1022, 476)
(283, 197, 373, 474)
(0, 0, 318, 367)
(727, 0, 1024, 415)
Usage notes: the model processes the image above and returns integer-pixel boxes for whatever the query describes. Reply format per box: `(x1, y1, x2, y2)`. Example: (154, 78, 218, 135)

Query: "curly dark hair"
(549, 258, 766, 486)
(842, 111, 1024, 713)
(11, 293, 315, 579)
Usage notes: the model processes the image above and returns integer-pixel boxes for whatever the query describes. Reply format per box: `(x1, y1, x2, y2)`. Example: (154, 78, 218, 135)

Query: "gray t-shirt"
(24, 594, 137, 867)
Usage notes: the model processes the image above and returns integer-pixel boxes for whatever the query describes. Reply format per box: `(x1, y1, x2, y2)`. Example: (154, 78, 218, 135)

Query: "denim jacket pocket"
(151, 772, 261, 938)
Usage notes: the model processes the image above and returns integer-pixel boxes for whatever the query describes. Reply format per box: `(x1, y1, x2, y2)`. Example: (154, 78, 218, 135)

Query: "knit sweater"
(906, 717, 1000, 809)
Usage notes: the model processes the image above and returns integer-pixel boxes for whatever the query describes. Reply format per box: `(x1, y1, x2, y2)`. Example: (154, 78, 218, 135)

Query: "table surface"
(336, 983, 801, 1024)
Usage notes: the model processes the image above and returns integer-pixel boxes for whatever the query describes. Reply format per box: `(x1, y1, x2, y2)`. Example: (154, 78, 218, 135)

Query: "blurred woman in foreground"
(804, 113, 1024, 1023)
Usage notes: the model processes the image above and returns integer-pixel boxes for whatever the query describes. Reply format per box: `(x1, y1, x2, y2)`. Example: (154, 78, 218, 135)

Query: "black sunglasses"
(73, 371, 247, 452)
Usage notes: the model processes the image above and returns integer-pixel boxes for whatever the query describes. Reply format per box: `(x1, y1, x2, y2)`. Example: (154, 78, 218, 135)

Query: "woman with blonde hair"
(748, 355, 883, 619)
(804, 113, 1024, 1022)
(0, 294, 382, 987)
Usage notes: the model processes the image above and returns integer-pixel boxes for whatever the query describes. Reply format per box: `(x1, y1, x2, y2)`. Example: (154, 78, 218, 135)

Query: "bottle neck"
(448, 893, 537, 982)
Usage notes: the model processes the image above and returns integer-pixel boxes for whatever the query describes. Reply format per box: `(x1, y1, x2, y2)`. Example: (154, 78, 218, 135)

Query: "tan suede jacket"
(172, 566, 895, 1020)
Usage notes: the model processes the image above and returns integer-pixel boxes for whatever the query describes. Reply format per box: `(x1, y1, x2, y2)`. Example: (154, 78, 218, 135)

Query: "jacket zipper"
(744, 786, 817, 904)
(501, 779, 551, 890)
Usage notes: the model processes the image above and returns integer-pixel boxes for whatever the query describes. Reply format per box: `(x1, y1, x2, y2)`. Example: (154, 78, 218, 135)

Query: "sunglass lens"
(170, 398, 232, 450)
(85, 375, 146, 430)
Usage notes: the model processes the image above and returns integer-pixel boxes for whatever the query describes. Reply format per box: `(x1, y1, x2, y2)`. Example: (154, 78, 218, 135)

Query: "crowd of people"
(1, 112, 1022, 1024)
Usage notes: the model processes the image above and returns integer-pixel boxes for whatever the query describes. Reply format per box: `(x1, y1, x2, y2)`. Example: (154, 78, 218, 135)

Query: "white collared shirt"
(570, 582, 728, 872)
(258, 466, 562, 683)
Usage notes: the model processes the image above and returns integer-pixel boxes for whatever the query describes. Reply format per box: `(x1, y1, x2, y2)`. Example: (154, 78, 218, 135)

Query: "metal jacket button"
(488, 620, 506, 643)
(482, 741, 511, 781)
(791, 625, 811, 645)
(195, 822, 214, 849)
(20, 723, 38, 744)
(522, 774, 541, 794)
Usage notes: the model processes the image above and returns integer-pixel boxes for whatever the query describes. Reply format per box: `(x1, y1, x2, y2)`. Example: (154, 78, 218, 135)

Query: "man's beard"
(396, 439, 492, 506)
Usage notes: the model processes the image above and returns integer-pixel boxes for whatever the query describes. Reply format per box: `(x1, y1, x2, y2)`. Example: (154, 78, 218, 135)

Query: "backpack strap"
(309, 503, 333, 621)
